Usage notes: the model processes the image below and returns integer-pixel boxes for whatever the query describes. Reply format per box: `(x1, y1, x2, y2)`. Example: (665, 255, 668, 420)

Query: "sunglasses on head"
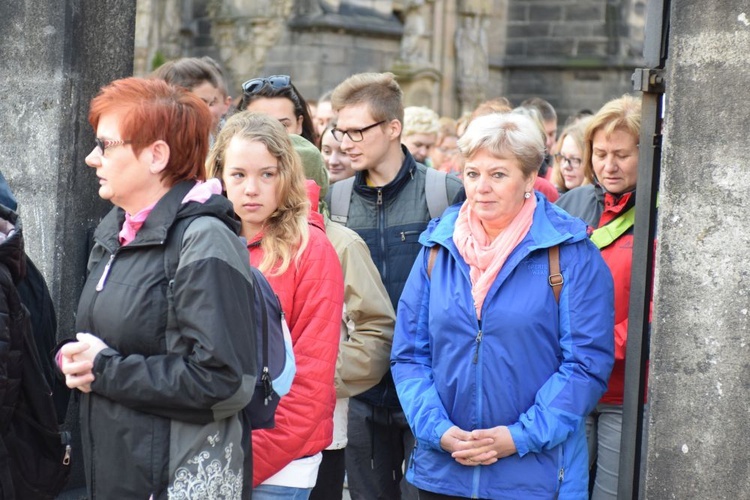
(242, 75, 292, 95)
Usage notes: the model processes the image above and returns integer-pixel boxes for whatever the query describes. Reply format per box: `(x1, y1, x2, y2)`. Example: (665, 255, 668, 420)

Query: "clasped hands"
(440, 425, 517, 467)
(59, 333, 109, 393)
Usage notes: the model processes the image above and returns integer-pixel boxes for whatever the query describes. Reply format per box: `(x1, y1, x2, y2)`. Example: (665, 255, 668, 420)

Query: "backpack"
(1, 269, 71, 499)
(164, 214, 296, 430)
(329, 166, 451, 224)
(17, 256, 70, 425)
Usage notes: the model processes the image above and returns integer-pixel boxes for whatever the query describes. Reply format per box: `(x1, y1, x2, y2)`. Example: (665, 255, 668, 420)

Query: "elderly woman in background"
(402, 105, 440, 166)
(431, 117, 463, 176)
(551, 116, 595, 194)
(59, 77, 258, 499)
(556, 95, 643, 500)
(391, 112, 615, 499)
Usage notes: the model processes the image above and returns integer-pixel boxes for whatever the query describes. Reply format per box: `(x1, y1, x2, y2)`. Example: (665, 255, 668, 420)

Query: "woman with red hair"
(59, 77, 258, 499)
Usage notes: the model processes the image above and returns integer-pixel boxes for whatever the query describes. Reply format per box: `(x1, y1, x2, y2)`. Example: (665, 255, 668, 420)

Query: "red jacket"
(557, 186, 650, 406)
(534, 176, 559, 203)
(597, 190, 635, 405)
(249, 183, 344, 485)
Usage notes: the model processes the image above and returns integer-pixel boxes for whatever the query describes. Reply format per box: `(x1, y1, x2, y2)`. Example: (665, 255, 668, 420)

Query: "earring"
(524, 192, 531, 199)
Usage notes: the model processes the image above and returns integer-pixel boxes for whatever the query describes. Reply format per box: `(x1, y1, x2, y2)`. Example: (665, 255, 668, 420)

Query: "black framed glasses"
(242, 75, 292, 95)
(554, 153, 582, 169)
(94, 138, 131, 156)
(331, 120, 386, 143)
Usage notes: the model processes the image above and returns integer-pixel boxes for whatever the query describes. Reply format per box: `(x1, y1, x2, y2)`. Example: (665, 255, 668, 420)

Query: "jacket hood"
(0, 204, 26, 284)
(421, 192, 590, 252)
(305, 179, 325, 232)
(94, 180, 241, 251)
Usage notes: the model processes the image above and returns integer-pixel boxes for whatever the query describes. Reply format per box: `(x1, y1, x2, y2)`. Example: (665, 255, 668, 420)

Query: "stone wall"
(645, 2, 750, 497)
(134, 0, 645, 122)
(499, 0, 646, 122)
(0, 2, 137, 494)
(0, 1, 136, 335)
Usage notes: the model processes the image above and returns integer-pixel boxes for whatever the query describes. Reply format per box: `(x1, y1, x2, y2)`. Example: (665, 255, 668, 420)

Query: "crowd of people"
(0, 55, 649, 500)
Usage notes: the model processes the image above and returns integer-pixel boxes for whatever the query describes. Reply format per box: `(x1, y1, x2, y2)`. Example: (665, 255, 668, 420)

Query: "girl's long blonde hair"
(207, 111, 310, 275)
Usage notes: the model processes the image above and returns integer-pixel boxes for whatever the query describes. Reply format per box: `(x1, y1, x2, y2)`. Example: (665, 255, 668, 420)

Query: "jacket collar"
(420, 193, 591, 310)
(352, 145, 419, 199)
(94, 180, 240, 252)
(422, 192, 590, 253)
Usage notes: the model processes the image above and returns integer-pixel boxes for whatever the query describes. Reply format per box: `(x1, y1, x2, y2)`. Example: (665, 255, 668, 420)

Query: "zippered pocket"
(399, 230, 421, 242)
(408, 439, 418, 472)
(553, 444, 565, 499)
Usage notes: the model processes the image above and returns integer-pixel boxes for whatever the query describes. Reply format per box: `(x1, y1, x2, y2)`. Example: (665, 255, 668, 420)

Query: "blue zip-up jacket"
(391, 194, 615, 499)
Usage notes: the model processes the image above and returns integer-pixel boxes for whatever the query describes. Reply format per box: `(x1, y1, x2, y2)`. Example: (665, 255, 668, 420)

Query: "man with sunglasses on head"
(325, 72, 463, 500)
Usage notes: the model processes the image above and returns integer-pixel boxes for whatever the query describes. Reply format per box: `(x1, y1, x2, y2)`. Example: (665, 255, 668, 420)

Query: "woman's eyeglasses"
(94, 138, 131, 156)
(242, 75, 292, 95)
(554, 153, 582, 169)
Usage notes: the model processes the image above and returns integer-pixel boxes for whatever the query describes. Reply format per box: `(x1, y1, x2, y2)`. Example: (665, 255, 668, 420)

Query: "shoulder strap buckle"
(548, 245, 563, 303)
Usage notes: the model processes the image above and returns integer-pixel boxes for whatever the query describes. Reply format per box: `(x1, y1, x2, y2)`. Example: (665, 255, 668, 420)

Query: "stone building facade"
(134, 0, 645, 123)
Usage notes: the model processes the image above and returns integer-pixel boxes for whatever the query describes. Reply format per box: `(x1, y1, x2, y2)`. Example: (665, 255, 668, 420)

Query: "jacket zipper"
(472, 314, 484, 498)
(377, 188, 387, 283)
(408, 439, 417, 471)
(400, 230, 419, 241)
(61, 431, 71, 465)
(553, 444, 565, 499)
(473, 327, 483, 364)
(95, 253, 116, 291)
(88, 245, 118, 334)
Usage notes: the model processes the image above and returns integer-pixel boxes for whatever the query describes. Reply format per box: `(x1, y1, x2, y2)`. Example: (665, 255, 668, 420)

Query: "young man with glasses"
(326, 72, 463, 500)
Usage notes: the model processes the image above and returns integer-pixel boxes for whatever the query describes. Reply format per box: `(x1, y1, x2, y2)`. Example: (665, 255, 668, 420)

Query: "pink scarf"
(119, 179, 222, 246)
(454, 196, 536, 319)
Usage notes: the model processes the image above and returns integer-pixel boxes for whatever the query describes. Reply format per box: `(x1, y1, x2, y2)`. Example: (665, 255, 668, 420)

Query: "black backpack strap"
(329, 176, 355, 224)
(249, 267, 272, 402)
(425, 167, 450, 219)
(163, 216, 199, 284)
(163, 214, 202, 333)
(162, 182, 200, 282)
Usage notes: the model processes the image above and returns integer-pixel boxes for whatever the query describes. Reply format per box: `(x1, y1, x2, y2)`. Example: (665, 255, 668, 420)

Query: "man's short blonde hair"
(331, 72, 404, 124)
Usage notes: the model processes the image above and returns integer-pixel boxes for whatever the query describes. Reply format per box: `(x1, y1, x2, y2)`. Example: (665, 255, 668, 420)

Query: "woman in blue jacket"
(391, 112, 615, 499)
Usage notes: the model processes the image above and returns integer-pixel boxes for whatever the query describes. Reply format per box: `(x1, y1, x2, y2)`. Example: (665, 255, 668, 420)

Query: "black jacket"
(0, 206, 29, 499)
(75, 183, 257, 499)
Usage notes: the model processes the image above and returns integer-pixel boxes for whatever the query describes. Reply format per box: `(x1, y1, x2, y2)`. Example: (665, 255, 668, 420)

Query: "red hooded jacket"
(249, 182, 344, 485)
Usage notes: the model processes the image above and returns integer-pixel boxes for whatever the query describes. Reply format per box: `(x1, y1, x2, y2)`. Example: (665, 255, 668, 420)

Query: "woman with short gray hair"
(391, 112, 615, 499)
